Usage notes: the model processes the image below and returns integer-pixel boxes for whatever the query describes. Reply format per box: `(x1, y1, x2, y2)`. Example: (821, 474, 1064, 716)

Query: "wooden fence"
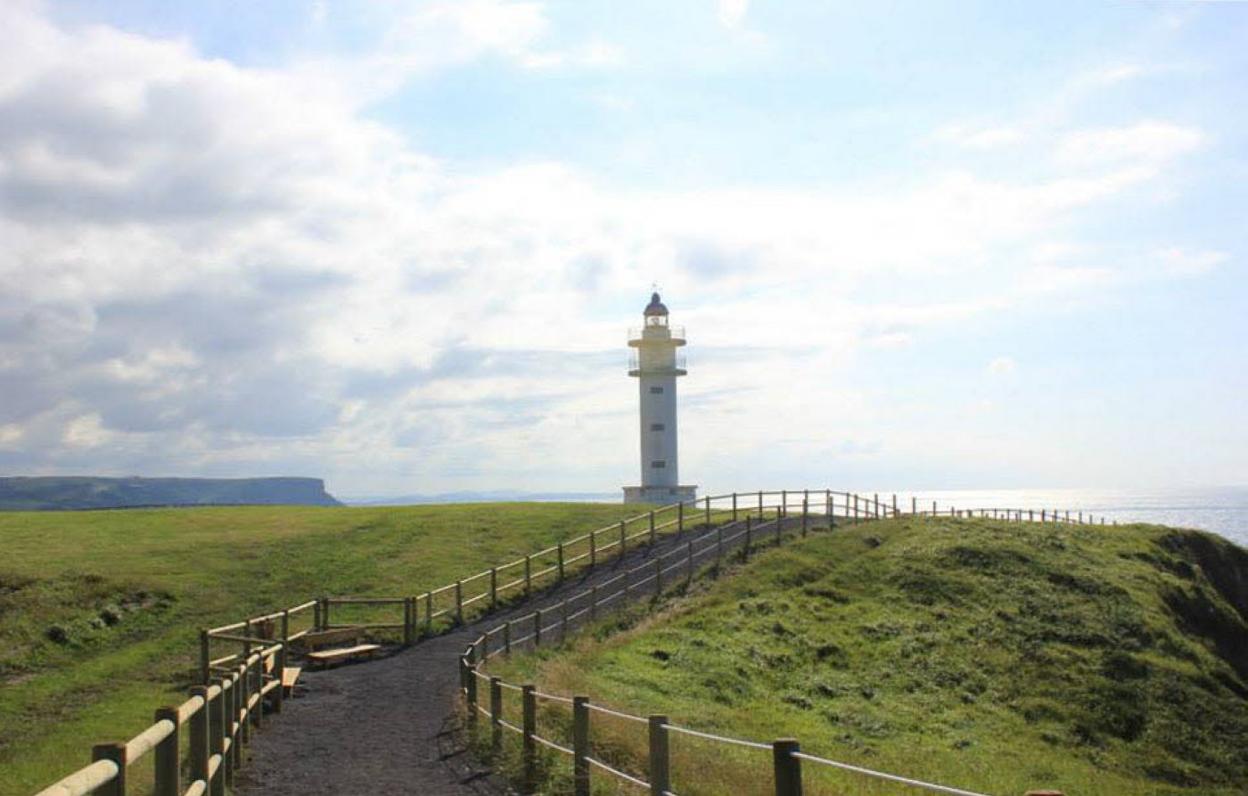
(459, 491, 1104, 796)
(33, 489, 1105, 796)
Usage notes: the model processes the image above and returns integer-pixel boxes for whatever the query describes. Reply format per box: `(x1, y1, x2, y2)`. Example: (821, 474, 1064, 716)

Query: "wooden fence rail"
(32, 489, 1103, 795)
(459, 491, 1100, 796)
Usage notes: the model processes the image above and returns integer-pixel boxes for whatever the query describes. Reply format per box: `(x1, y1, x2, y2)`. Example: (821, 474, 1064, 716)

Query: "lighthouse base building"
(623, 293, 697, 505)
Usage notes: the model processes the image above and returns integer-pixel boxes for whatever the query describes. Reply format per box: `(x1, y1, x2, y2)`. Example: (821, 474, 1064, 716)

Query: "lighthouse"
(623, 293, 697, 504)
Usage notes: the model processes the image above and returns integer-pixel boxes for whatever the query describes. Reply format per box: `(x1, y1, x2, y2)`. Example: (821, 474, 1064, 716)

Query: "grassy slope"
(493, 517, 1248, 796)
(0, 502, 646, 795)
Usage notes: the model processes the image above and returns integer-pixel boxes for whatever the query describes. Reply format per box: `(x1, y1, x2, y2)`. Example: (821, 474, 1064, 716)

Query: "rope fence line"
(32, 488, 1105, 796)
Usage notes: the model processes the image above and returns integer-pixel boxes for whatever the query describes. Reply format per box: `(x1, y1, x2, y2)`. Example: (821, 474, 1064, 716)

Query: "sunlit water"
(874, 486, 1248, 548)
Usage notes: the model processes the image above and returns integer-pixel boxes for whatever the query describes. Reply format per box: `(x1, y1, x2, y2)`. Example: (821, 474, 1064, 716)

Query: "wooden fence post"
(912, 496, 917, 515)
(557, 544, 565, 582)
(465, 661, 478, 734)
(490, 568, 498, 610)
(230, 671, 242, 770)
(732, 492, 738, 522)
(775, 507, 782, 546)
(704, 495, 711, 527)
(649, 511, 656, 545)
(236, 664, 249, 745)
(781, 490, 787, 517)
(874, 493, 880, 519)
(649, 715, 670, 796)
(249, 656, 262, 729)
(534, 609, 542, 647)
(802, 499, 809, 537)
(490, 676, 503, 756)
(773, 738, 802, 796)
(522, 685, 537, 794)
(758, 490, 764, 516)
(189, 685, 209, 787)
(744, 515, 753, 561)
(321, 597, 330, 630)
(199, 630, 211, 685)
(92, 743, 126, 796)
(678, 501, 684, 533)
(455, 581, 464, 625)
(424, 592, 433, 636)
(153, 705, 180, 796)
(280, 607, 290, 654)
(892, 494, 898, 516)
(524, 555, 532, 597)
(573, 696, 590, 796)
(402, 599, 413, 646)
(590, 532, 597, 568)
(211, 678, 228, 795)
(620, 520, 627, 559)
(716, 525, 724, 573)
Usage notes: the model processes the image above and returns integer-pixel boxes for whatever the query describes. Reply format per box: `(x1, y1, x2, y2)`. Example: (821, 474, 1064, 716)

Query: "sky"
(0, 0, 1244, 498)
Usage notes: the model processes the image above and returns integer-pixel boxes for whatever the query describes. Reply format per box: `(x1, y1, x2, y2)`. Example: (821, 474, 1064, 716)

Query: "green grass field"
(489, 517, 1248, 796)
(0, 502, 648, 795)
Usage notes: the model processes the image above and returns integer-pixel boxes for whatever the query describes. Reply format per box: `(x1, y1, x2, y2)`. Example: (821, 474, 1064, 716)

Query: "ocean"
(878, 486, 1248, 548)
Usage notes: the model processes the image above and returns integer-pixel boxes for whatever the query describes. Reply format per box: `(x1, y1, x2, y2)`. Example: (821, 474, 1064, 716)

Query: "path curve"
(234, 522, 734, 796)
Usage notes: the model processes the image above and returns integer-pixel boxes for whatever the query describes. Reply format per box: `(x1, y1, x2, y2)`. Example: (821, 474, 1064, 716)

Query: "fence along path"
(32, 490, 1109, 796)
(462, 492, 1107, 796)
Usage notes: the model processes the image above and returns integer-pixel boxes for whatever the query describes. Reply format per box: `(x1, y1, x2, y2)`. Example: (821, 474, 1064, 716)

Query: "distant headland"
(0, 476, 341, 510)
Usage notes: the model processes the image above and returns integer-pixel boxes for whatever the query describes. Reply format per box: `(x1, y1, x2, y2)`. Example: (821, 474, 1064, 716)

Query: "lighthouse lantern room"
(623, 293, 697, 504)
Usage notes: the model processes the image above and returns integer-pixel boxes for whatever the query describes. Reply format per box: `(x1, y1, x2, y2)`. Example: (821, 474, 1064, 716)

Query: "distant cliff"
(0, 477, 341, 510)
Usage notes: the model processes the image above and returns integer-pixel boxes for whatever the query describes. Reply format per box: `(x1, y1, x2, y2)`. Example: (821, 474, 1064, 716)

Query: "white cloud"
(987, 357, 1017, 376)
(63, 414, 115, 448)
(1153, 247, 1228, 277)
(0, 2, 1221, 493)
(1055, 121, 1204, 167)
(937, 124, 1026, 149)
(717, 0, 750, 29)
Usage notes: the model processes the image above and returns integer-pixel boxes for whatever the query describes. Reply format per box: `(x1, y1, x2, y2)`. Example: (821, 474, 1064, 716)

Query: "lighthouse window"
(651, 460, 667, 469)
(650, 423, 665, 431)
(649, 386, 664, 394)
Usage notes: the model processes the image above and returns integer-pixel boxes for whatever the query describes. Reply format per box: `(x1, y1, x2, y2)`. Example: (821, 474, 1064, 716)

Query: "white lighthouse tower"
(623, 293, 697, 504)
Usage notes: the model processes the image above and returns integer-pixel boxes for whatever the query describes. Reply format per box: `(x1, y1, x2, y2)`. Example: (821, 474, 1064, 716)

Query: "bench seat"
(281, 666, 302, 696)
(305, 643, 381, 666)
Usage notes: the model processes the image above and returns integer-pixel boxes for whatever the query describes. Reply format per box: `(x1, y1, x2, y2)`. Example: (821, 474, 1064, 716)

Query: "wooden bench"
(305, 644, 380, 666)
(297, 627, 381, 668)
(281, 666, 302, 697)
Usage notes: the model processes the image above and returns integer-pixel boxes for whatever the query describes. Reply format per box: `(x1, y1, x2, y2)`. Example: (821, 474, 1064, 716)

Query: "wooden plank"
(305, 644, 380, 664)
(281, 667, 302, 697)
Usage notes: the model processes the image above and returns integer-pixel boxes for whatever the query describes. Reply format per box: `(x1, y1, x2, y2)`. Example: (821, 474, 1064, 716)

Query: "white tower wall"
(638, 372, 679, 487)
(623, 293, 697, 504)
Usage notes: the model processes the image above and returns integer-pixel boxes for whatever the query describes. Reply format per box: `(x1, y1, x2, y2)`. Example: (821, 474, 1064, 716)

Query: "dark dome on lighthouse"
(644, 292, 669, 316)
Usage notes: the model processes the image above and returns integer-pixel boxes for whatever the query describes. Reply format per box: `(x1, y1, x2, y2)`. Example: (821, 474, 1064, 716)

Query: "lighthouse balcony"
(628, 352, 687, 376)
(628, 326, 686, 346)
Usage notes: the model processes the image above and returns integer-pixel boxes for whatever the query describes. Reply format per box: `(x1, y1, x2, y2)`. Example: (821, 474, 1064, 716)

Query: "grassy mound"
(491, 517, 1248, 795)
(0, 502, 644, 795)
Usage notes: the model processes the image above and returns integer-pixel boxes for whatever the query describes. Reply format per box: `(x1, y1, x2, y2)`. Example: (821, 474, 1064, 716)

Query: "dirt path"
(234, 521, 745, 796)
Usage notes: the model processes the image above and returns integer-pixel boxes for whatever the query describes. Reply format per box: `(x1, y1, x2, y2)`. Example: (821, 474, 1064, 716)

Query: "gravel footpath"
(233, 521, 750, 796)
